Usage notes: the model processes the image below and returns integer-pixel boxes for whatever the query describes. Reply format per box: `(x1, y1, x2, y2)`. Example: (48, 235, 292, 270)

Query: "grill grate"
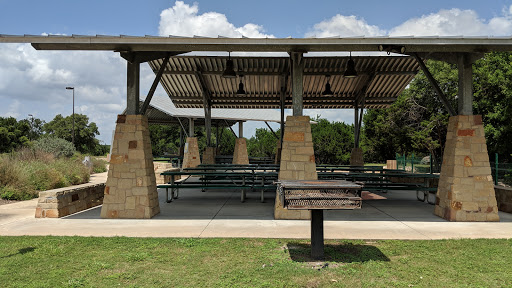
(283, 188, 362, 210)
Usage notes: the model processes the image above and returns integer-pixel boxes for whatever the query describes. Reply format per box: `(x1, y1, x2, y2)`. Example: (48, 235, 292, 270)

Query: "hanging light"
(236, 75, 246, 95)
(344, 52, 358, 78)
(222, 52, 237, 78)
(322, 75, 334, 96)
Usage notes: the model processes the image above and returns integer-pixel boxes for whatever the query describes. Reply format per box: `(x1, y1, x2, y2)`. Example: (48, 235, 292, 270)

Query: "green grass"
(0, 237, 511, 287)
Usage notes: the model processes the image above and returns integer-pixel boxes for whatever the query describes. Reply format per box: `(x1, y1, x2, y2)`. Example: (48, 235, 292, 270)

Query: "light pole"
(28, 114, 33, 141)
(65, 87, 75, 147)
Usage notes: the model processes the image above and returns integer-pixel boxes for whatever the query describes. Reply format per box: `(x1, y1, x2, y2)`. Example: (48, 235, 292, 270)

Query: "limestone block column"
(435, 115, 499, 221)
(232, 138, 249, 165)
(350, 147, 364, 166)
(101, 115, 160, 219)
(275, 116, 317, 220)
(202, 147, 216, 165)
(182, 137, 201, 169)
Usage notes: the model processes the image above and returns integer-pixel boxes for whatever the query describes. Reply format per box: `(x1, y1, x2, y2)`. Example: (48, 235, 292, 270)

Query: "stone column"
(101, 115, 160, 219)
(182, 137, 201, 169)
(232, 138, 249, 165)
(275, 116, 317, 220)
(350, 148, 364, 166)
(434, 115, 499, 221)
(202, 147, 216, 165)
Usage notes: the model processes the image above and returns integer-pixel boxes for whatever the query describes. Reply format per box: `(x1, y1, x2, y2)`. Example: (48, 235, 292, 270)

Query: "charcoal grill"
(276, 180, 363, 259)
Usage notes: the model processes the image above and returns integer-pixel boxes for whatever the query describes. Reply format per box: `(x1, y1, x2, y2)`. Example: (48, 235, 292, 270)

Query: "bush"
(91, 157, 108, 173)
(0, 149, 90, 201)
(33, 136, 76, 158)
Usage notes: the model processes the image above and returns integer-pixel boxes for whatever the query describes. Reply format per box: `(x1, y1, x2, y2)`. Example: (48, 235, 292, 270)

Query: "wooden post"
(311, 209, 324, 259)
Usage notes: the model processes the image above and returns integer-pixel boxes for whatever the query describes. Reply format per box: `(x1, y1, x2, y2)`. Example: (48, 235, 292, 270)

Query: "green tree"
(311, 117, 354, 165)
(43, 114, 100, 154)
(149, 124, 181, 156)
(247, 128, 278, 158)
(0, 117, 31, 153)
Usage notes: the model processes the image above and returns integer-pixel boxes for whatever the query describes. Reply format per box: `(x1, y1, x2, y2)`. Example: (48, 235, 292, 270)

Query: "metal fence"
(490, 154, 512, 185)
(395, 153, 440, 174)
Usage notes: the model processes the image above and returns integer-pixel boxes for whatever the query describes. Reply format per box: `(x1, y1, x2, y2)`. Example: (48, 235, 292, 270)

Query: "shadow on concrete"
(0, 247, 36, 259)
(63, 188, 512, 223)
(286, 242, 390, 263)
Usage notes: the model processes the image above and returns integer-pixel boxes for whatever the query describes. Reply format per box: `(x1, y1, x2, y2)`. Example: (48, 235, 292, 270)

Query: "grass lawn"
(1, 237, 511, 287)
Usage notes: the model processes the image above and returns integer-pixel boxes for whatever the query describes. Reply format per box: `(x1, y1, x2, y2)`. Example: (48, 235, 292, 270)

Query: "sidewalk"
(1, 175, 511, 239)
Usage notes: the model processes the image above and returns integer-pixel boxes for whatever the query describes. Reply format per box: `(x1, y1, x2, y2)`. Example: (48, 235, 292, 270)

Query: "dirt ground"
(0, 199, 19, 206)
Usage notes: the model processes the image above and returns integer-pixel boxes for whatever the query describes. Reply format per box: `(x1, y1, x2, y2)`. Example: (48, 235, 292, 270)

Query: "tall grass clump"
(0, 139, 91, 200)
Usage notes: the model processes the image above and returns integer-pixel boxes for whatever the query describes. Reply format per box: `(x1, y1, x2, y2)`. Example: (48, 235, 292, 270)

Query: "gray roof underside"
(132, 94, 285, 126)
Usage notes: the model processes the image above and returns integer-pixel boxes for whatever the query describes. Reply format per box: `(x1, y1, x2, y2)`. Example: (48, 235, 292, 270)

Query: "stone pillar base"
(435, 115, 499, 222)
(350, 147, 364, 166)
(202, 147, 216, 164)
(101, 115, 160, 219)
(233, 138, 249, 165)
(275, 116, 317, 220)
(182, 137, 201, 169)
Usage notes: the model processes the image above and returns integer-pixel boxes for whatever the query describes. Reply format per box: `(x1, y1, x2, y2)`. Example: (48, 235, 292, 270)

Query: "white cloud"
(159, 1, 273, 38)
(307, 5, 512, 37)
(306, 15, 385, 38)
(389, 8, 512, 36)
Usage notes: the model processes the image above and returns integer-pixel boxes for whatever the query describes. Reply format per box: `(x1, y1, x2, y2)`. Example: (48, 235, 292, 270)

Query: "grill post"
(311, 209, 324, 259)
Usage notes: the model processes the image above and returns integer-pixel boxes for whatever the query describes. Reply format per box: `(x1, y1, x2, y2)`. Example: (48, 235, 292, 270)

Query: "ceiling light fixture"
(322, 75, 334, 96)
(222, 52, 237, 78)
(344, 52, 358, 78)
(236, 75, 246, 95)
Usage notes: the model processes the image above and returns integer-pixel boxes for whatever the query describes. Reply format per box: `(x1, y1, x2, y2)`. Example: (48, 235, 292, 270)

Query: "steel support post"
(126, 61, 140, 115)
(238, 121, 244, 138)
(290, 52, 304, 116)
(458, 53, 474, 115)
(311, 209, 324, 259)
(189, 118, 195, 137)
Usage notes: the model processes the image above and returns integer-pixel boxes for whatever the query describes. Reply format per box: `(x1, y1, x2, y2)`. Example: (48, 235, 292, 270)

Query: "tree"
(43, 114, 100, 154)
(149, 124, 181, 156)
(311, 117, 354, 165)
(0, 117, 32, 153)
(247, 128, 278, 158)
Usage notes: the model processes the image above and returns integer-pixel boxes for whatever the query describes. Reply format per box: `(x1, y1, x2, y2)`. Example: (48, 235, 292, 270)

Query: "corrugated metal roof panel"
(150, 55, 419, 109)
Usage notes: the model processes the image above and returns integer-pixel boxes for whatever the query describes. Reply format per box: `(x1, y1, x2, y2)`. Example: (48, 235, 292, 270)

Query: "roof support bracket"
(224, 120, 237, 138)
(413, 53, 456, 116)
(141, 53, 170, 115)
(264, 122, 280, 140)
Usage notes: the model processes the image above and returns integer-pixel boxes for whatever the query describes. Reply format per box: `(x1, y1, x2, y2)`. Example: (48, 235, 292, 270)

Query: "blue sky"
(1, 0, 512, 144)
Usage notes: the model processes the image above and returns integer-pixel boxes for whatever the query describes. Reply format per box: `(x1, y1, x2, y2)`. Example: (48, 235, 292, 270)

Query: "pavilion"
(1, 34, 508, 221)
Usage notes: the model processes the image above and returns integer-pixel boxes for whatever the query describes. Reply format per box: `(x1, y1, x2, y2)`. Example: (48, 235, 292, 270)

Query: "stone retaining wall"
(35, 183, 105, 218)
(495, 185, 512, 213)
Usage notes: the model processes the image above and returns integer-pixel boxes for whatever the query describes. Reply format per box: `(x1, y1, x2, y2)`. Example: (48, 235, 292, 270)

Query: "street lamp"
(65, 87, 75, 147)
(28, 114, 33, 141)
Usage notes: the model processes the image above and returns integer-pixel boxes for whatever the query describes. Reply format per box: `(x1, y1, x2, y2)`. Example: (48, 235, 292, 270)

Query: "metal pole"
(66, 87, 75, 147)
(495, 153, 499, 185)
(311, 210, 324, 259)
(430, 153, 433, 174)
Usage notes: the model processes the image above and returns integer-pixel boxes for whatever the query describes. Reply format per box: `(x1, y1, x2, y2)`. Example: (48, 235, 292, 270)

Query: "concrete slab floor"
(0, 186, 511, 240)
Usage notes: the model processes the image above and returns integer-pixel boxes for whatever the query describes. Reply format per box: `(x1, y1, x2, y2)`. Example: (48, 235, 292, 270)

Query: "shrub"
(33, 136, 76, 158)
(91, 157, 108, 173)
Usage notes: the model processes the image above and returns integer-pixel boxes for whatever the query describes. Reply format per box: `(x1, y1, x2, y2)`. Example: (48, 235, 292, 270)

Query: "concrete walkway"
(1, 174, 511, 239)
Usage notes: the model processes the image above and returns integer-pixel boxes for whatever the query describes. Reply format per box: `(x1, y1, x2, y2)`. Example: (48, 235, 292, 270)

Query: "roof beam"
(141, 54, 170, 115)
(158, 70, 417, 76)
(120, 51, 187, 63)
(412, 53, 457, 116)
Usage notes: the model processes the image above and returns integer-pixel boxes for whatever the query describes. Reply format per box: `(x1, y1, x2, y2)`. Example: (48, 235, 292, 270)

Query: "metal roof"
(133, 94, 285, 125)
(149, 55, 419, 109)
(3, 34, 512, 53)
